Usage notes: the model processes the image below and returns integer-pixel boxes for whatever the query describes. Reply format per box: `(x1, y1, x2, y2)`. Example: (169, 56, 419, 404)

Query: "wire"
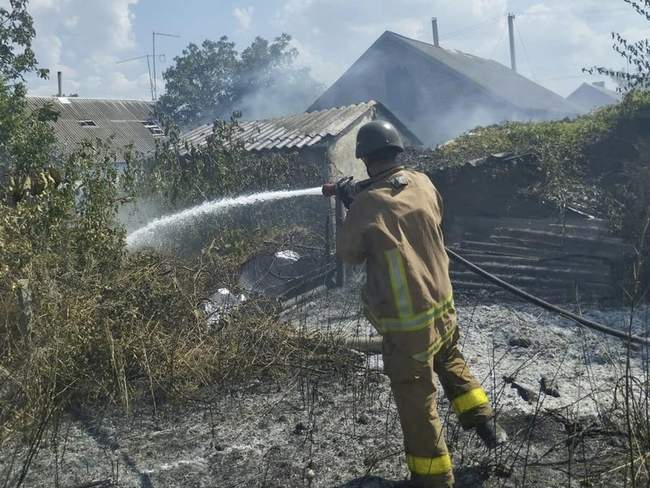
(444, 14, 504, 40)
(516, 24, 537, 82)
(488, 18, 508, 60)
(538, 73, 598, 81)
(518, 7, 633, 18)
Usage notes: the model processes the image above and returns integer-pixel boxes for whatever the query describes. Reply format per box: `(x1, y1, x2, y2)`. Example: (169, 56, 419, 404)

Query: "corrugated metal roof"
(27, 96, 163, 158)
(182, 101, 388, 151)
(310, 31, 580, 116)
(388, 32, 579, 114)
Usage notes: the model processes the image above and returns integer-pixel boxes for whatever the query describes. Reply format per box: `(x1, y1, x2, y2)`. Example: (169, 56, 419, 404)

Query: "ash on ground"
(2, 281, 648, 488)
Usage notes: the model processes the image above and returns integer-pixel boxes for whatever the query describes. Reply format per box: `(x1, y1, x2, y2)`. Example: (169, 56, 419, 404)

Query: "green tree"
(0, 0, 47, 81)
(0, 0, 135, 276)
(157, 33, 322, 128)
(0, 0, 54, 194)
(586, 0, 649, 91)
(156, 37, 239, 128)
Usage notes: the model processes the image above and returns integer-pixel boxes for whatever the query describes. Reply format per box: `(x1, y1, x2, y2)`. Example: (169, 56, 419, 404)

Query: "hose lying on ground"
(446, 247, 649, 346)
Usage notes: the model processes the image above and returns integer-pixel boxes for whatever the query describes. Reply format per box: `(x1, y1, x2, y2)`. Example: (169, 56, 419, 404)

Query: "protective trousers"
(382, 326, 493, 488)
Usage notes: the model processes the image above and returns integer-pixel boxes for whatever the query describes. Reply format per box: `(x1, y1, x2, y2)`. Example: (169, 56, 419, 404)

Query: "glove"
(335, 176, 356, 209)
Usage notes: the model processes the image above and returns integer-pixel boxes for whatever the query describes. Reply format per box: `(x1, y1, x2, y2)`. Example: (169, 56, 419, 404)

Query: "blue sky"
(25, 0, 647, 100)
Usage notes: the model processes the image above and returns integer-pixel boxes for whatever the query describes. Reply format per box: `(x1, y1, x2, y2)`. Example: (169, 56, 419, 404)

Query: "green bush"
(414, 90, 650, 299)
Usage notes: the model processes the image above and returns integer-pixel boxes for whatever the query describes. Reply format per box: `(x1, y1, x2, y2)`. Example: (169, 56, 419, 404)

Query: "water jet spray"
(126, 187, 323, 249)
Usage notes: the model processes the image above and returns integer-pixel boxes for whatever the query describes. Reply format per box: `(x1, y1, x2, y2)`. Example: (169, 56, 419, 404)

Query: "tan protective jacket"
(337, 166, 456, 354)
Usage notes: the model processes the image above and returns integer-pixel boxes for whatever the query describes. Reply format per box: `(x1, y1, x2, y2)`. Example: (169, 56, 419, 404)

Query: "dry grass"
(0, 228, 342, 452)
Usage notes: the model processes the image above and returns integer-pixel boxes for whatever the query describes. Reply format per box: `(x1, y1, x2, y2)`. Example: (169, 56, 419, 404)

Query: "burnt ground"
(1, 284, 649, 488)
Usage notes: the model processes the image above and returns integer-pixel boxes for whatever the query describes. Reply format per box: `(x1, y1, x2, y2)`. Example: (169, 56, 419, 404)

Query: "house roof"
(310, 31, 580, 116)
(182, 100, 422, 151)
(27, 97, 163, 158)
(566, 82, 622, 112)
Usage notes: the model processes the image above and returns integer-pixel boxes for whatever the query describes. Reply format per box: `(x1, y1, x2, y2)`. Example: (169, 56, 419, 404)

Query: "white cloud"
(21, 0, 647, 101)
(32, 33, 63, 70)
(471, 0, 507, 16)
(234, 6, 254, 32)
(26, 0, 147, 98)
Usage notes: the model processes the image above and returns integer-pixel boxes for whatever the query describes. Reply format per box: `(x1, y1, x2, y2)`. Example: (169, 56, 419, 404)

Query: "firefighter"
(335, 120, 507, 488)
(7, 167, 62, 206)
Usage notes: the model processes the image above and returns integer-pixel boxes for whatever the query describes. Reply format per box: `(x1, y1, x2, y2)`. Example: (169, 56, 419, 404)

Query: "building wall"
(326, 108, 421, 181)
(327, 113, 374, 181)
(296, 146, 331, 181)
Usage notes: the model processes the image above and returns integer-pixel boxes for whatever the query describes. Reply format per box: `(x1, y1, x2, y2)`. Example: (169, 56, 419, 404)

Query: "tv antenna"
(117, 54, 166, 101)
(152, 31, 180, 101)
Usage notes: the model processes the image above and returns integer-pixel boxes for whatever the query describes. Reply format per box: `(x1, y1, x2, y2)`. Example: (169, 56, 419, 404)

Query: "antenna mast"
(117, 54, 161, 101)
(152, 31, 180, 100)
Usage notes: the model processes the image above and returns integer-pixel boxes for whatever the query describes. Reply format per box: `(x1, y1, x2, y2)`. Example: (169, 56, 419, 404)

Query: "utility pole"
(152, 31, 180, 101)
(152, 32, 156, 99)
(432, 17, 440, 47)
(507, 13, 517, 72)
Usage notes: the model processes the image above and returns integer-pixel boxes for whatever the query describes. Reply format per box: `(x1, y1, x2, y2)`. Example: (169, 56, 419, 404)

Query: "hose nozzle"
(322, 183, 337, 197)
(321, 176, 357, 209)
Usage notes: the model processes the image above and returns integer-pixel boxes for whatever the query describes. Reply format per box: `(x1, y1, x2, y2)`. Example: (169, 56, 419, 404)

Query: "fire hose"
(446, 247, 649, 346)
(322, 179, 649, 347)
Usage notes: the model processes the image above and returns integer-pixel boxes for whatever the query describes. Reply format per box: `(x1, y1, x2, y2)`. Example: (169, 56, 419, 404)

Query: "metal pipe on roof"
(431, 17, 440, 47)
(507, 13, 517, 72)
(57, 71, 63, 97)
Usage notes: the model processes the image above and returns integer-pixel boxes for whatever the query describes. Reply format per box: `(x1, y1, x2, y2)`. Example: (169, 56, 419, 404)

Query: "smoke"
(408, 101, 565, 147)
(413, 104, 516, 147)
(233, 66, 324, 121)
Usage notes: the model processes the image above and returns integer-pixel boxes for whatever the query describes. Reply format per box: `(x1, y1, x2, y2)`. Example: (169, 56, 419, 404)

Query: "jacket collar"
(356, 164, 405, 194)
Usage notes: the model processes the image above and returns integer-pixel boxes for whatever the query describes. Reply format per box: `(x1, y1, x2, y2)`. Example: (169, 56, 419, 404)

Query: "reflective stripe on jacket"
(337, 166, 455, 337)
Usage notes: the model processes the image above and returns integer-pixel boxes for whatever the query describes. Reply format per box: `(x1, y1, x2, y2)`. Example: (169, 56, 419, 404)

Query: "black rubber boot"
(405, 473, 454, 488)
(475, 418, 508, 449)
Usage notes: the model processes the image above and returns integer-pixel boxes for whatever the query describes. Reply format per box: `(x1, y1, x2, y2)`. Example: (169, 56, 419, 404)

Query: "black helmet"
(355, 120, 404, 159)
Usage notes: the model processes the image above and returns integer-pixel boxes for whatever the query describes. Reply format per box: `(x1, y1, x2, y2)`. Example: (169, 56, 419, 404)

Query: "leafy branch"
(584, 0, 650, 91)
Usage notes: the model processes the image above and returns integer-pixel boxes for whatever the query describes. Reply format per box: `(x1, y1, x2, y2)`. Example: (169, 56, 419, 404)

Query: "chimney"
(593, 81, 606, 88)
(432, 17, 440, 47)
(507, 13, 517, 72)
(57, 71, 62, 97)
